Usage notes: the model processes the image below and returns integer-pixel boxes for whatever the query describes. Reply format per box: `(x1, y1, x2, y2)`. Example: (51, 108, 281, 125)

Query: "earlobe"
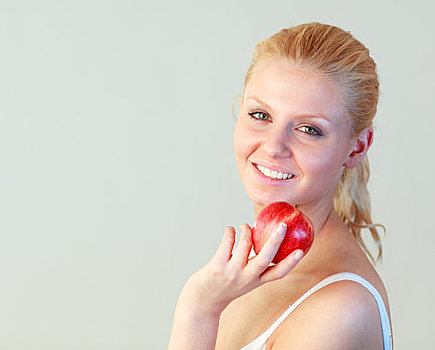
(343, 127, 374, 169)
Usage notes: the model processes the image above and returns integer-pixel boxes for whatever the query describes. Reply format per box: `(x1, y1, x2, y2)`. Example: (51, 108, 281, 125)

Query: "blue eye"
(248, 111, 270, 121)
(299, 126, 323, 136)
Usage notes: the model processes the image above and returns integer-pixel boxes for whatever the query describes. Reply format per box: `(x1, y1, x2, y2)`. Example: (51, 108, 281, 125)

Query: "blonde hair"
(243, 22, 384, 263)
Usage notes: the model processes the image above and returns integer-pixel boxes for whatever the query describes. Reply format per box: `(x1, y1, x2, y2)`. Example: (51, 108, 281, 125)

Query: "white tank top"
(240, 272, 392, 350)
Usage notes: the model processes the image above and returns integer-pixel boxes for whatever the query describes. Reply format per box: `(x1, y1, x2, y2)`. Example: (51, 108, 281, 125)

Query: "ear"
(343, 127, 374, 169)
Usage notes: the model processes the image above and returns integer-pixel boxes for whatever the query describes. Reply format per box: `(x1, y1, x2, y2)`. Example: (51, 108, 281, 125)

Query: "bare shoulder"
(268, 279, 384, 350)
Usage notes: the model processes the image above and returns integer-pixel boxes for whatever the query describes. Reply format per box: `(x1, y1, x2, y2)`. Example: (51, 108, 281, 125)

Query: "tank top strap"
(240, 272, 392, 350)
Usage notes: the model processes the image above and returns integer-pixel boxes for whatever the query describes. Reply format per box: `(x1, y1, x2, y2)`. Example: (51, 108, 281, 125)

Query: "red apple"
(252, 201, 314, 263)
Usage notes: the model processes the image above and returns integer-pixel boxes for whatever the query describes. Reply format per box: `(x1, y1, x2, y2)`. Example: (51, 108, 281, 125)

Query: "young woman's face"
(234, 61, 356, 212)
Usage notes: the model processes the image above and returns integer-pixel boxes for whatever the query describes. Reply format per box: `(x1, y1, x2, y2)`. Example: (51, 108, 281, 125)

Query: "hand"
(181, 222, 304, 316)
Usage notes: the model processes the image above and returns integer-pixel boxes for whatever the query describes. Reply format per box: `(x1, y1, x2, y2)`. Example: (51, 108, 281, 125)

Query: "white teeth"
(256, 165, 293, 180)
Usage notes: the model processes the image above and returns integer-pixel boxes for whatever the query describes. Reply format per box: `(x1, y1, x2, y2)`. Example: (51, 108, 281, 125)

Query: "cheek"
(233, 123, 243, 161)
(299, 146, 346, 179)
(233, 120, 252, 160)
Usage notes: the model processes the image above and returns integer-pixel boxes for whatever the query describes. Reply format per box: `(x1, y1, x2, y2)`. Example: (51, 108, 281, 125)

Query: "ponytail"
(334, 155, 385, 263)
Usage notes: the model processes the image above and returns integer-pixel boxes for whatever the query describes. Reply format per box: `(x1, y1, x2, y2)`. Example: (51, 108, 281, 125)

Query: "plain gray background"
(1, 0, 434, 349)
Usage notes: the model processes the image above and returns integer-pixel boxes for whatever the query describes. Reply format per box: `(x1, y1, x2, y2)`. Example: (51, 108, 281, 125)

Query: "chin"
(249, 192, 297, 208)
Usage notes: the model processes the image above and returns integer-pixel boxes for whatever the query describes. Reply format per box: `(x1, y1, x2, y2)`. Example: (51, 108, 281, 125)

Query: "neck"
(254, 203, 263, 219)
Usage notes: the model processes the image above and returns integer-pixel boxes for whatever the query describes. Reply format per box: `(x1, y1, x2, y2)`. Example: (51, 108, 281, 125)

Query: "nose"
(262, 125, 292, 158)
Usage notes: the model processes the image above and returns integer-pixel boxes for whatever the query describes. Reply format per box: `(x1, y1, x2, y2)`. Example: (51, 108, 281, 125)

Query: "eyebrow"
(245, 95, 332, 122)
(245, 96, 273, 111)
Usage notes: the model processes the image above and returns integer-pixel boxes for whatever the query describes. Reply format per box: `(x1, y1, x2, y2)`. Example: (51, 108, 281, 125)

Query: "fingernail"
(277, 222, 287, 236)
(294, 250, 304, 261)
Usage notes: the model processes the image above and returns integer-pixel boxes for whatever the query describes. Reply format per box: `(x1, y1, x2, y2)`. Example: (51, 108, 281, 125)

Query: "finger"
(229, 223, 253, 269)
(259, 249, 304, 284)
(211, 226, 236, 263)
(247, 222, 287, 274)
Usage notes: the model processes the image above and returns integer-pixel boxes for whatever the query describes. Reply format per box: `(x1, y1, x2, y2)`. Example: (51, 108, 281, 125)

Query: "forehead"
(244, 61, 346, 122)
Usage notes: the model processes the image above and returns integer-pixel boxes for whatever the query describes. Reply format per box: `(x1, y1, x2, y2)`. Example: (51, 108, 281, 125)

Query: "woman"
(169, 22, 392, 350)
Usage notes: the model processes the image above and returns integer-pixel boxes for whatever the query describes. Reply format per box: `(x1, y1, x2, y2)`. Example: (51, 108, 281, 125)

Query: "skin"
(168, 61, 391, 350)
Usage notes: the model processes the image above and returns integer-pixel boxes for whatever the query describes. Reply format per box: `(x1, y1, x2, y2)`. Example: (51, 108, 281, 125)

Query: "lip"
(250, 161, 296, 185)
(253, 160, 295, 174)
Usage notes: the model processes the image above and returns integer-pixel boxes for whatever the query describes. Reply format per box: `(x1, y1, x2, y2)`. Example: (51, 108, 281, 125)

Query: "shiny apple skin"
(252, 201, 314, 263)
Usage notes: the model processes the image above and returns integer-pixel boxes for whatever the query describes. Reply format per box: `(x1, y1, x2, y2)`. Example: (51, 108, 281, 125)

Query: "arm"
(168, 223, 304, 350)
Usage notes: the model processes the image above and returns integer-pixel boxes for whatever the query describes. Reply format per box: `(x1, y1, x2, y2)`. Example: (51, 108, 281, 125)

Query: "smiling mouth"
(255, 164, 295, 180)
